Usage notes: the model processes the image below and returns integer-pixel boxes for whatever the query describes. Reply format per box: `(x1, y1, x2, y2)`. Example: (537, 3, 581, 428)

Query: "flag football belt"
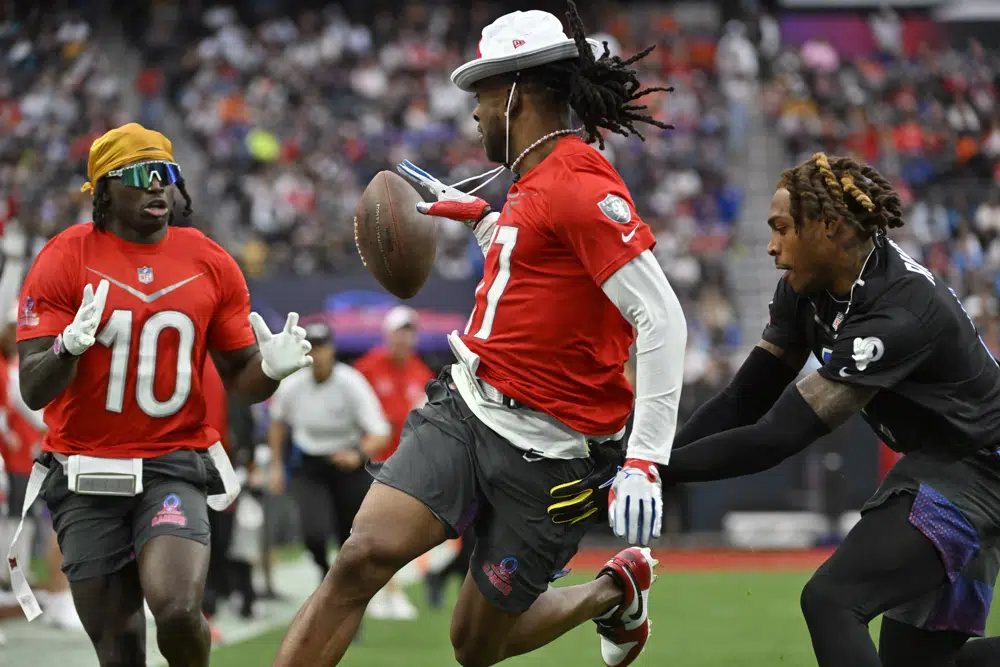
(6, 442, 241, 622)
(105, 160, 182, 189)
(477, 379, 521, 409)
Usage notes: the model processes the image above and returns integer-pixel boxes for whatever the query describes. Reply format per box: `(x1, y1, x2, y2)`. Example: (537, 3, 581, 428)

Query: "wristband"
(52, 334, 75, 359)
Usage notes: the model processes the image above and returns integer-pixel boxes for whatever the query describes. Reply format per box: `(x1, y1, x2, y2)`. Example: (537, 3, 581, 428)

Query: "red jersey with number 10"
(460, 137, 656, 435)
(16, 224, 257, 458)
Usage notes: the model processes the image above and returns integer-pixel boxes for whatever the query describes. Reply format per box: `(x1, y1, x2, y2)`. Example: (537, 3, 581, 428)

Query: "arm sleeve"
(473, 212, 499, 256)
(761, 278, 807, 351)
(346, 368, 391, 437)
(817, 307, 933, 389)
(208, 251, 258, 352)
(551, 174, 656, 286)
(601, 250, 685, 465)
(15, 240, 78, 341)
(664, 383, 831, 483)
(673, 345, 800, 449)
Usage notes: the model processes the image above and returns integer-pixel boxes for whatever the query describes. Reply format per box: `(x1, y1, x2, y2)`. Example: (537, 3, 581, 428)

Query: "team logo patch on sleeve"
(598, 194, 632, 224)
(852, 336, 884, 371)
(18, 297, 38, 327)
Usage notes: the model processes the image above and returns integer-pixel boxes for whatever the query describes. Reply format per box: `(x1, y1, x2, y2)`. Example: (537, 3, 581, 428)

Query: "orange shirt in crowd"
(354, 347, 434, 463)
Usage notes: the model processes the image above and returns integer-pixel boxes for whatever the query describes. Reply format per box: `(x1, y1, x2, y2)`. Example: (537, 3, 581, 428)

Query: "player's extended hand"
(395, 159, 493, 227)
(547, 440, 625, 525)
(608, 458, 663, 547)
(61, 279, 109, 356)
(249, 312, 313, 381)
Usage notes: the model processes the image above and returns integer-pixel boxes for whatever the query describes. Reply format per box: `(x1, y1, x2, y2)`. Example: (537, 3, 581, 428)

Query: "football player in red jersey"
(11, 123, 312, 667)
(275, 4, 687, 667)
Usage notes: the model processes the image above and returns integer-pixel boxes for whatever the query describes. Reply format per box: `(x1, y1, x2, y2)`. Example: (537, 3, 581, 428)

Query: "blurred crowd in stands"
(0, 8, 127, 240)
(763, 5, 1000, 353)
(1, 0, 749, 404)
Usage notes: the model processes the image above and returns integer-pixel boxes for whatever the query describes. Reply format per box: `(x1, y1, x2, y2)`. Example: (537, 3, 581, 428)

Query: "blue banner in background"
(248, 273, 479, 354)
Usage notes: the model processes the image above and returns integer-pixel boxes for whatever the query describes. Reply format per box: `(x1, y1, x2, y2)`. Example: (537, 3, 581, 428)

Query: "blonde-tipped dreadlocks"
(777, 152, 903, 240)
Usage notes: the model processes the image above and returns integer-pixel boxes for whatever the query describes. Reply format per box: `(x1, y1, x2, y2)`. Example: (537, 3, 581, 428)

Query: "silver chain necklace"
(509, 128, 582, 178)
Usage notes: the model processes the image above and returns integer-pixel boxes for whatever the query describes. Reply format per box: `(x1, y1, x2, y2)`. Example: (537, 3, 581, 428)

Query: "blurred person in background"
(715, 20, 758, 153)
(353, 305, 432, 620)
(201, 355, 258, 641)
(267, 323, 389, 586)
(0, 303, 82, 632)
(0, 222, 82, 632)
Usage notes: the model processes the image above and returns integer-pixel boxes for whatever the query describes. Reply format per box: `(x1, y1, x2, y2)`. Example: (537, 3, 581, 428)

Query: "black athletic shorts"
(39, 449, 212, 582)
(863, 448, 1000, 637)
(376, 370, 594, 614)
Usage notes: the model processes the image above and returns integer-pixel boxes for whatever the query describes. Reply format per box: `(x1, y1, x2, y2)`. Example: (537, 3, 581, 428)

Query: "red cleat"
(593, 546, 659, 666)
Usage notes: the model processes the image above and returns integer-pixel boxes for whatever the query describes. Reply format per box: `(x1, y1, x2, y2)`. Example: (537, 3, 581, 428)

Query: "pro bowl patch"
(598, 194, 632, 224)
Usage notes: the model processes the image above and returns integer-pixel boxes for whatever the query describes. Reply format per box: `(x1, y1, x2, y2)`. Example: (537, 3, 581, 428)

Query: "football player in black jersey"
(660, 153, 1000, 667)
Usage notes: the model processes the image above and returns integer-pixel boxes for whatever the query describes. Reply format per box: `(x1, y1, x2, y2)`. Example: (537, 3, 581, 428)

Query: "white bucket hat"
(451, 10, 601, 92)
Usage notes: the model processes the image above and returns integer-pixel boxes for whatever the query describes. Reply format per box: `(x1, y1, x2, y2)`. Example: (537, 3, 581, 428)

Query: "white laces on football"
(451, 81, 581, 196)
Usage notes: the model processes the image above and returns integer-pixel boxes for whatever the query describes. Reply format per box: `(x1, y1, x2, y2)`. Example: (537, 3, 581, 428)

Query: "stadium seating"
(763, 34, 1000, 353)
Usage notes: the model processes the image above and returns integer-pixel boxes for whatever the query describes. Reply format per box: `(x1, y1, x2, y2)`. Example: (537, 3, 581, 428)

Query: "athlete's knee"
(800, 573, 834, 618)
(151, 595, 205, 638)
(800, 571, 865, 623)
(453, 641, 502, 667)
(326, 531, 403, 599)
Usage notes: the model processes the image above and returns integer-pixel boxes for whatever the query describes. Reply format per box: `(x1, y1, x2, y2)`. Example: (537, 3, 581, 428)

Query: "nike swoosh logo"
(839, 368, 853, 378)
(622, 224, 640, 243)
(86, 268, 203, 304)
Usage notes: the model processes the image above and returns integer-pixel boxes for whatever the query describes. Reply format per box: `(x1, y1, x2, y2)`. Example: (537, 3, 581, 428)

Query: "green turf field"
(206, 571, 1000, 667)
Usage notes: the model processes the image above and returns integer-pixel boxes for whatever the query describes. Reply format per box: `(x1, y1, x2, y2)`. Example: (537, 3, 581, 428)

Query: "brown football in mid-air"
(354, 171, 437, 299)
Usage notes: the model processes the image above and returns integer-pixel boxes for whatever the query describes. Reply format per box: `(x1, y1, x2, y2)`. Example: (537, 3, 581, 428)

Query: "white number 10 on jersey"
(98, 309, 195, 418)
(465, 226, 519, 340)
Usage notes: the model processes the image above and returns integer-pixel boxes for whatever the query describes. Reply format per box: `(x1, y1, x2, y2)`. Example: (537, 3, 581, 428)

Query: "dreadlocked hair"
(525, 0, 674, 150)
(92, 177, 193, 231)
(777, 152, 903, 241)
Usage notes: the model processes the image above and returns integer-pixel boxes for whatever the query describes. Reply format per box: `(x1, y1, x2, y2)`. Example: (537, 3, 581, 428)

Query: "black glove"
(547, 438, 626, 525)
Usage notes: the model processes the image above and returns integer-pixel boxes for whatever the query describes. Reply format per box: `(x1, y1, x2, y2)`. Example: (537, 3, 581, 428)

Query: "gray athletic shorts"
(39, 449, 212, 582)
(863, 448, 1000, 636)
(376, 370, 594, 614)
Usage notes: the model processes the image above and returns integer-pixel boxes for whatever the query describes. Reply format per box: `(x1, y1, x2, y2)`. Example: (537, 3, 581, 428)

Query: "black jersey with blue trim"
(762, 239, 1000, 455)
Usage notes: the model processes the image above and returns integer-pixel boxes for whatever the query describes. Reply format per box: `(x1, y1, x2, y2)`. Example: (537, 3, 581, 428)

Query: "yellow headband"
(81, 123, 176, 195)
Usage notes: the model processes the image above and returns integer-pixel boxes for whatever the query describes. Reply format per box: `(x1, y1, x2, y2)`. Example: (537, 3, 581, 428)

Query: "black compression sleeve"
(664, 384, 830, 483)
(674, 346, 801, 449)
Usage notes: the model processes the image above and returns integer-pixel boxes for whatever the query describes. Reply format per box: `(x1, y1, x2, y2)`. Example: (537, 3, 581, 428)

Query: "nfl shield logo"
(833, 312, 845, 331)
(137, 267, 154, 284)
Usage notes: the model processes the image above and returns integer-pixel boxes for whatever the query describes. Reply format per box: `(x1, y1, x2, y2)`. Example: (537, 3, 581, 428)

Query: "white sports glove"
(60, 280, 109, 356)
(396, 160, 494, 228)
(248, 312, 313, 381)
(608, 458, 663, 547)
